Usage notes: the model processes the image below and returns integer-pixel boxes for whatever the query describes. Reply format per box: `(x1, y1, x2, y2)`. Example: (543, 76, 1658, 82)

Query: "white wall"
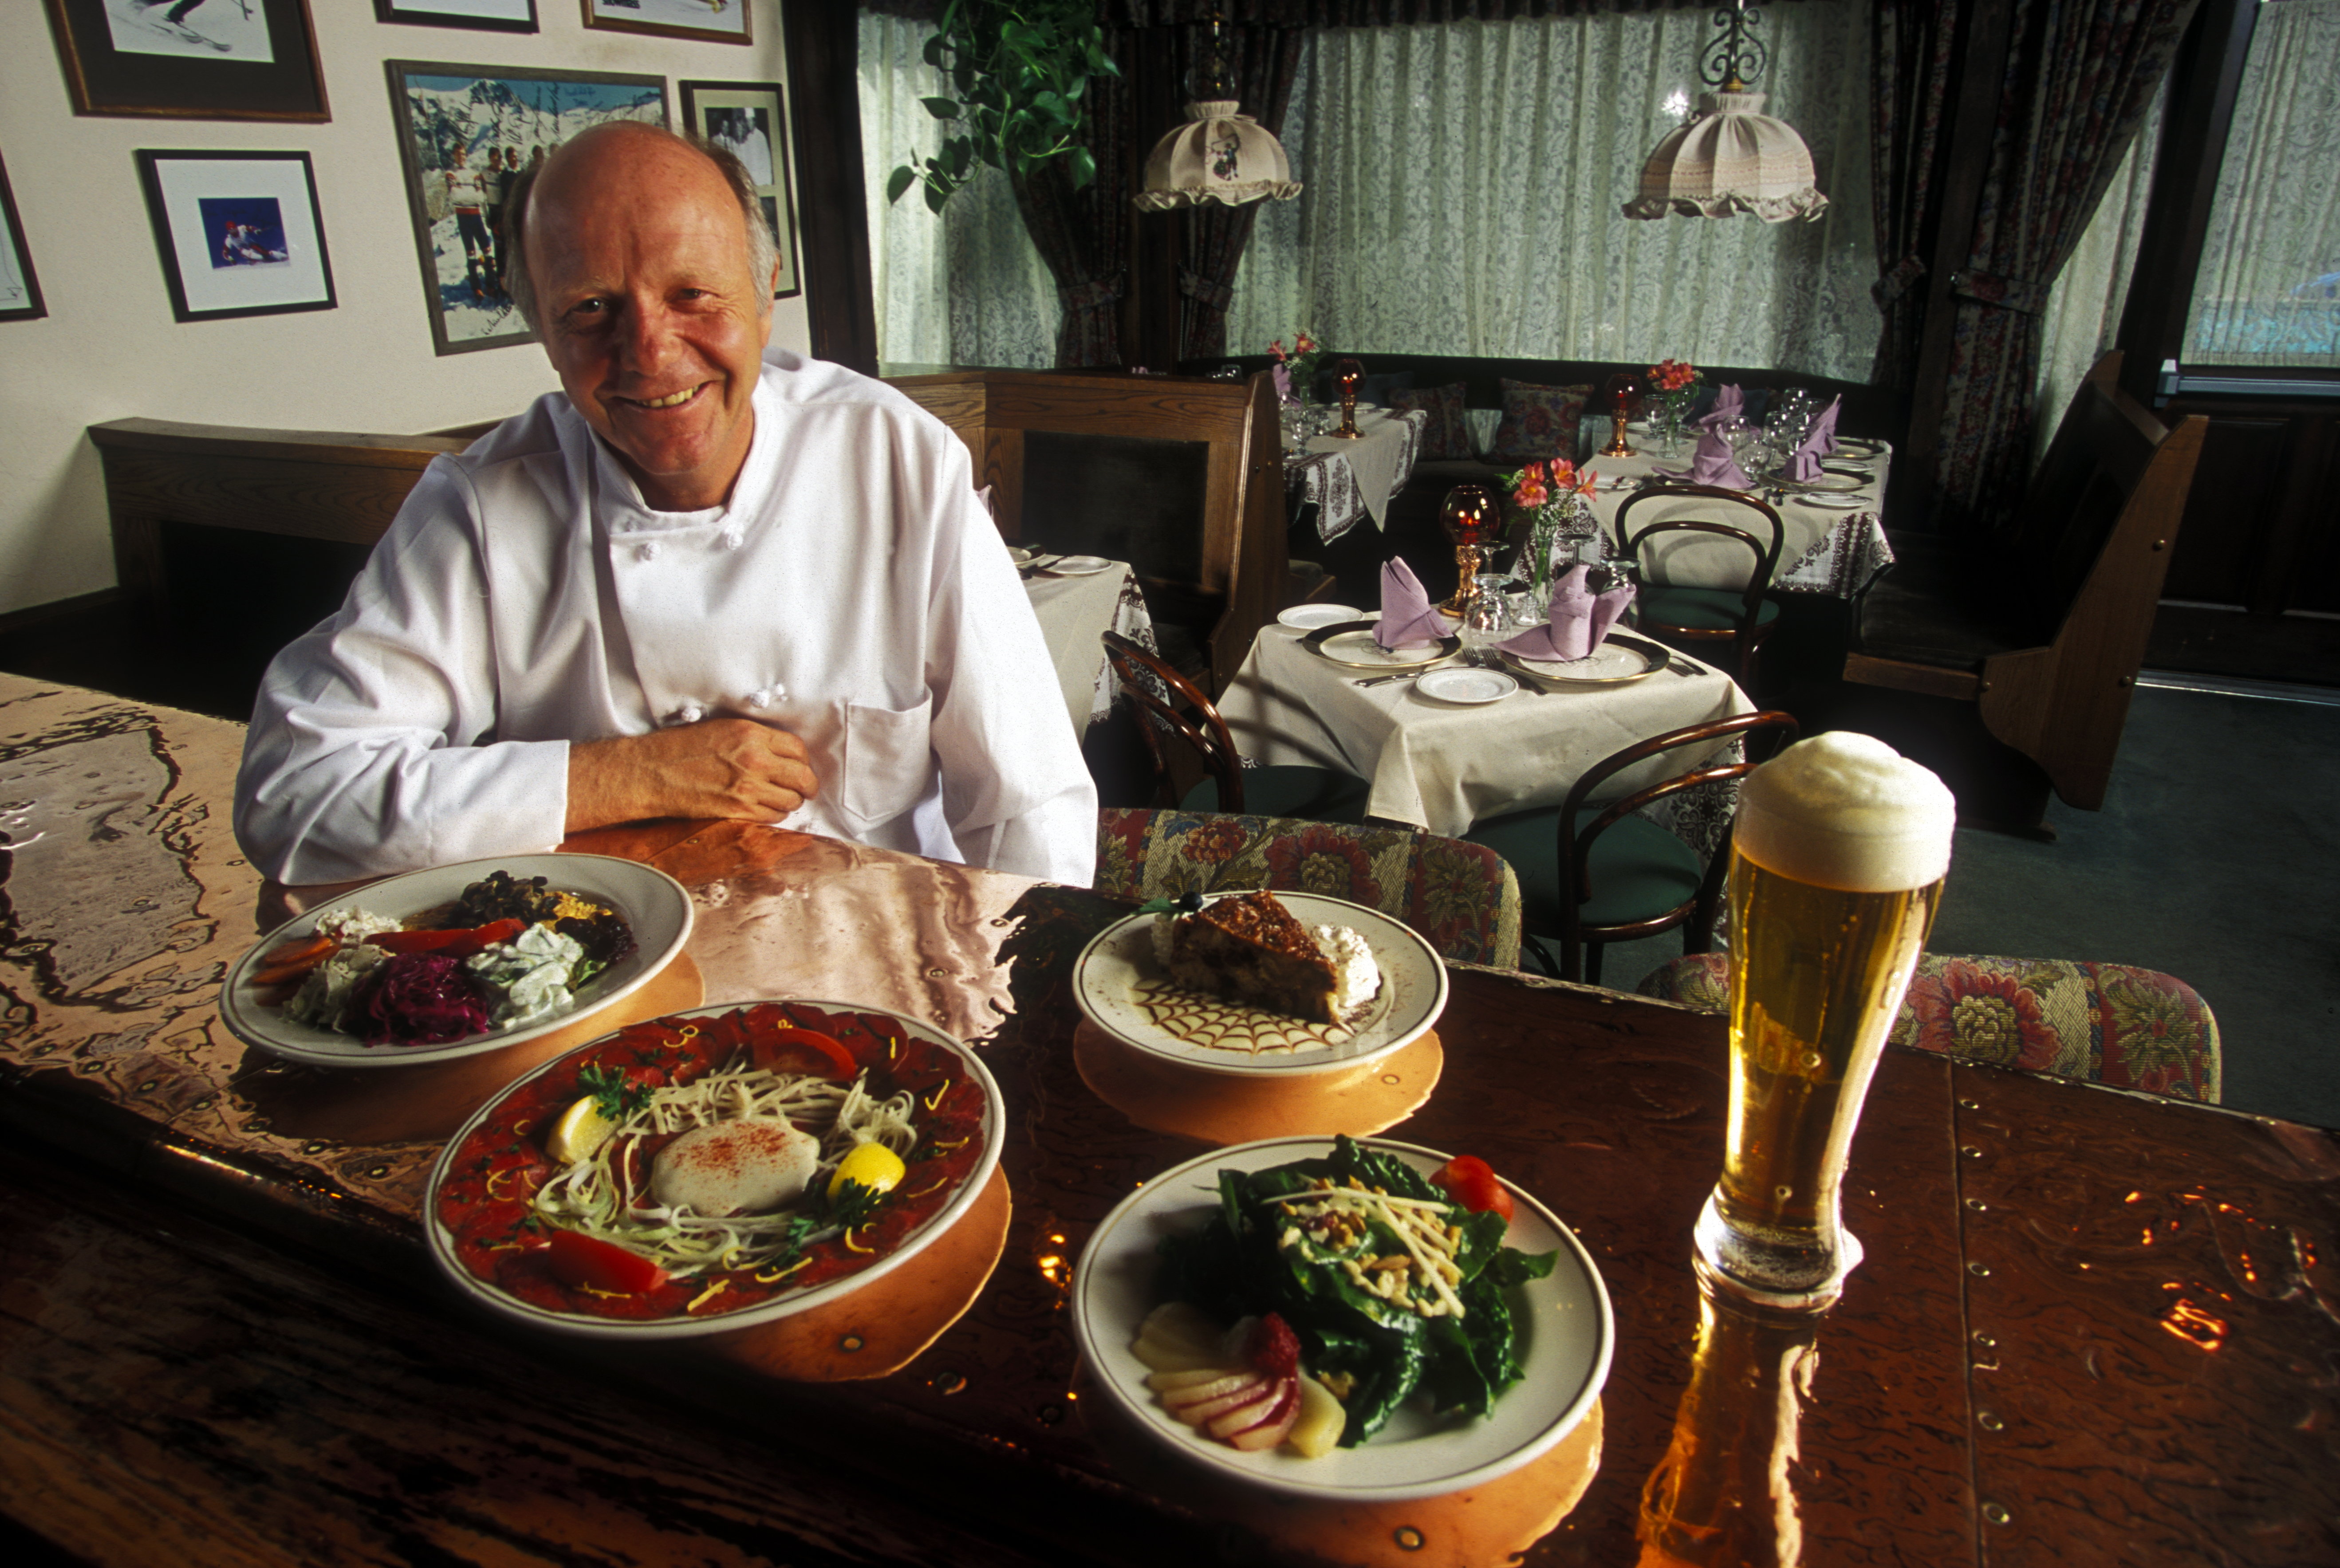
(0, 2, 812, 616)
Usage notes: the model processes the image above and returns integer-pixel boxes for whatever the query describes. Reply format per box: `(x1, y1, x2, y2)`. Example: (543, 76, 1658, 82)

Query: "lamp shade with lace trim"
(1135, 100, 1303, 211)
(1624, 91, 1828, 223)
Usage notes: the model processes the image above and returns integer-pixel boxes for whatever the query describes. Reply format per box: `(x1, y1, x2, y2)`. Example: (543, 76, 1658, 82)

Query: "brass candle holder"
(1600, 371, 1643, 458)
(1328, 356, 1366, 439)
(1438, 484, 1497, 617)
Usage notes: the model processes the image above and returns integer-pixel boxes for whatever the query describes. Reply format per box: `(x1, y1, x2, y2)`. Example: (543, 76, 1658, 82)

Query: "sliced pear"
(544, 1095, 617, 1165)
(1287, 1372, 1347, 1458)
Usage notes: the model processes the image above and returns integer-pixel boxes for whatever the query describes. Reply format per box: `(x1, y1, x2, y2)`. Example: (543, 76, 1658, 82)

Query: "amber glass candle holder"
(1601, 371, 1643, 457)
(1438, 484, 1498, 617)
(1330, 357, 1366, 439)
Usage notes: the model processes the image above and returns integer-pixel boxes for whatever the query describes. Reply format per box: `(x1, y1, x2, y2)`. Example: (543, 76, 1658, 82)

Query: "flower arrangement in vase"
(1268, 330, 1326, 406)
(1647, 358, 1702, 454)
(1503, 458, 1599, 614)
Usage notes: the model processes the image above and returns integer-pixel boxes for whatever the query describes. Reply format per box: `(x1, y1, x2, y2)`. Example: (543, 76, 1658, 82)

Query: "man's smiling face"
(525, 125, 775, 512)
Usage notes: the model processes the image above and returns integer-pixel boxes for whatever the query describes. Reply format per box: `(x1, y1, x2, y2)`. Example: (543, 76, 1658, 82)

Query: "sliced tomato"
(1430, 1155, 1516, 1223)
(544, 1229, 667, 1294)
(752, 1027, 859, 1080)
(365, 918, 528, 957)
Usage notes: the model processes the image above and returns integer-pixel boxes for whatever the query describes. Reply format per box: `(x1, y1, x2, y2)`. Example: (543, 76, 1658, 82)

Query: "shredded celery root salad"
(436, 1002, 990, 1323)
(250, 869, 636, 1047)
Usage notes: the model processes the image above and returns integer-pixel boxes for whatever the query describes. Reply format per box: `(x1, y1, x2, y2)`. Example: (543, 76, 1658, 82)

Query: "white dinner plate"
(1279, 603, 1363, 631)
(1072, 1136, 1613, 1501)
(1045, 555, 1117, 575)
(1072, 892, 1447, 1079)
(1501, 632, 1670, 687)
(1304, 622, 1462, 671)
(1414, 667, 1517, 705)
(1766, 469, 1868, 494)
(425, 998, 1004, 1340)
(219, 853, 693, 1068)
(1835, 437, 1886, 458)
(1795, 494, 1870, 511)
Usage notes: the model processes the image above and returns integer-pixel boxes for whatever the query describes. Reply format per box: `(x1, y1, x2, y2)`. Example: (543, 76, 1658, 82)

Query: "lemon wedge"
(828, 1140, 906, 1200)
(545, 1095, 617, 1164)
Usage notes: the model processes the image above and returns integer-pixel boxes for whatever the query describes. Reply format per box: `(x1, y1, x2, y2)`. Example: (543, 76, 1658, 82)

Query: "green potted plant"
(886, 0, 1119, 212)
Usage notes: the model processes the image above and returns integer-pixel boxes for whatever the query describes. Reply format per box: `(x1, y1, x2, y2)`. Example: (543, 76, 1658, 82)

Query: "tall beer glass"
(1693, 733, 1954, 1308)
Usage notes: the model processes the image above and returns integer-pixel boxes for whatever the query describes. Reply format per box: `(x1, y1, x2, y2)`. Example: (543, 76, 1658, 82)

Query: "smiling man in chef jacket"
(234, 122, 1095, 886)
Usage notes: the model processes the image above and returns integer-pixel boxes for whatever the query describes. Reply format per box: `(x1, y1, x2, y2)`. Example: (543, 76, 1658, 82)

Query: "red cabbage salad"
(249, 870, 636, 1046)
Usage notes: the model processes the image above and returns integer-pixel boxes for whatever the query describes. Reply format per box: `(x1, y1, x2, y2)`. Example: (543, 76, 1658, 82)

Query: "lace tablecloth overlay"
(1286, 408, 1428, 544)
(1023, 563, 1157, 734)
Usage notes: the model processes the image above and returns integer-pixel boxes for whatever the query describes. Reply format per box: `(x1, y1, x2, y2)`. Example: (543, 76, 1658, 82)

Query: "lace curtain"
(1226, 3, 1880, 379)
(856, 10, 1058, 369)
(2033, 82, 2165, 465)
(2181, 0, 2340, 368)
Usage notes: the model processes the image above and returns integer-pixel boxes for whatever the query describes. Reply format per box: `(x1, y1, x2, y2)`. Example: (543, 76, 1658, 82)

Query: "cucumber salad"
(1133, 1137, 1556, 1458)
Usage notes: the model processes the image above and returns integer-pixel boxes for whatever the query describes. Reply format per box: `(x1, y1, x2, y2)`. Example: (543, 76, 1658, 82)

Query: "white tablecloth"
(1584, 441, 1895, 599)
(1286, 408, 1428, 543)
(1213, 624, 1755, 841)
(1023, 562, 1156, 735)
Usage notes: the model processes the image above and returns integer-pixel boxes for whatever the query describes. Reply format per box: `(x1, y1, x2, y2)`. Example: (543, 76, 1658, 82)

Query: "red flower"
(1263, 827, 1380, 904)
(1178, 819, 1252, 866)
(1906, 959, 2056, 1069)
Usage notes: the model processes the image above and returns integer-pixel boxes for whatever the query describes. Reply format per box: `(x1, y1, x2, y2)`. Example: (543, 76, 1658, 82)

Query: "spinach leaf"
(1331, 1328, 1426, 1446)
(1328, 1135, 1440, 1202)
(1484, 1245, 1560, 1288)
(1418, 1315, 1498, 1418)
(1449, 1208, 1513, 1285)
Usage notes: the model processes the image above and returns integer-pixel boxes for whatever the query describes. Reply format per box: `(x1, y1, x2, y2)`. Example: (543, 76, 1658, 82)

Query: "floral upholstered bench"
(1095, 808, 1522, 968)
(1635, 951, 2222, 1103)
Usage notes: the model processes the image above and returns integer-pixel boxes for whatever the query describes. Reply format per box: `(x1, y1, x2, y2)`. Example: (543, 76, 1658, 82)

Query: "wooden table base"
(1073, 1021, 1443, 1145)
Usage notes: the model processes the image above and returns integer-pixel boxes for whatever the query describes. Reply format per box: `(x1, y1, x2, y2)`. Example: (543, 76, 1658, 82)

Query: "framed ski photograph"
(386, 59, 668, 356)
(134, 148, 336, 322)
(680, 79, 800, 300)
(43, 0, 330, 122)
(0, 153, 47, 323)
(375, 0, 539, 32)
(583, 0, 750, 47)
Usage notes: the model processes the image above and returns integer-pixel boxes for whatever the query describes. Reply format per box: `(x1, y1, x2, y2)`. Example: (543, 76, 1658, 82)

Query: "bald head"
(502, 121, 777, 335)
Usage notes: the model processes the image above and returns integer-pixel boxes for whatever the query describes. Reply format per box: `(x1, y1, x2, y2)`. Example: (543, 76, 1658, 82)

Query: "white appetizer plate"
(1073, 892, 1446, 1079)
(220, 853, 693, 1068)
(1046, 555, 1117, 575)
(1073, 1136, 1613, 1501)
(1278, 603, 1363, 631)
(1414, 667, 1517, 705)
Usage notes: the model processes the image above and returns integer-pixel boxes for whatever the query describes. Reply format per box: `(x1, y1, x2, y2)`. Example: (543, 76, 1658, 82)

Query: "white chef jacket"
(235, 349, 1096, 887)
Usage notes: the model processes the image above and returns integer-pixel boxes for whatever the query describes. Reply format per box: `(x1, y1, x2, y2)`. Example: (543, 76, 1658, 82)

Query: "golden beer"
(1693, 733, 1954, 1307)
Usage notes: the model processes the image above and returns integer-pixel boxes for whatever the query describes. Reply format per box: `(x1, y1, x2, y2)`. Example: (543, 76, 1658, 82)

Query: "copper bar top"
(0, 674, 2334, 1567)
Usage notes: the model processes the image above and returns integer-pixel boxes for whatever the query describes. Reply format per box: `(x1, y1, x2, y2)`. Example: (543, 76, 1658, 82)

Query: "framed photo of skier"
(134, 149, 335, 323)
(583, 0, 750, 47)
(680, 80, 800, 300)
(386, 59, 669, 357)
(375, 0, 539, 32)
(42, 0, 330, 122)
(0, 153, 47, 323)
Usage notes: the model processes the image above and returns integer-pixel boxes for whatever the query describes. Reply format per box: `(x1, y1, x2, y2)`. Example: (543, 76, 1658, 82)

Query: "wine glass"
(1439, 485, 1499, 616)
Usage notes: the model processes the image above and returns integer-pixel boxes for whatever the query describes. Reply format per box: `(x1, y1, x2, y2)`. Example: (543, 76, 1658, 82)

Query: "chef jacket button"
(721, 528, 745, 549)
(635, 541, 661, 562)
(668, 703, 704, 726)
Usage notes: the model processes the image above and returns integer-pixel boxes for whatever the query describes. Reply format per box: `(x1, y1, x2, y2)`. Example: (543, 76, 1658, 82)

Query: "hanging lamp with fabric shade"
(1133, 9, 1300, 211)
(1623, 2, 1826, 223)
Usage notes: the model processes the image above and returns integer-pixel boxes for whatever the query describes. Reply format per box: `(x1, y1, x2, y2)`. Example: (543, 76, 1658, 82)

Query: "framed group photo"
(583, 0, 749, 46)
(681, 79, 801, 300)
(42, 0, 328, 121)
(374, 0, 539, 32)
(134, 148, 335, 322)
(0, 153, 47, 323)
(385, 59, 669, 356)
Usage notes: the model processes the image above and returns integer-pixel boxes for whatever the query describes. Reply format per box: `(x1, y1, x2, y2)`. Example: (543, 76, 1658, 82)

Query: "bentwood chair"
(1612, 483, 1785, 685)
(1101, 631, 1371, 822)
(1464, 709, 1800, 983)
(1095, 808, 1521, 967)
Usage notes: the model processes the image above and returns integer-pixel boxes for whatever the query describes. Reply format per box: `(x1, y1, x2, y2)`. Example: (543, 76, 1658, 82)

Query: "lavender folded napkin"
(1375, 558, 1454, 648)
(1808, 394, 1842, 457)
(1497, 565, 1635, 662)
(1695, 383, 1745, 429)
(1272, 364, 1292, 404)
(1786, 397, 1842, 481)
(1687, 427, 1753, 489)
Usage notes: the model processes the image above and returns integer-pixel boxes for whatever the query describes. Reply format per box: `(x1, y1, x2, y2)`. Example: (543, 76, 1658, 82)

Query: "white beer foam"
(1735, 732, 1956, 892)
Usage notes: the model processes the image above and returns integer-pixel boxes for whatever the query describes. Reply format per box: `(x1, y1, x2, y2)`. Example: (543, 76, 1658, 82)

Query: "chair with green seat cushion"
(1612, 483, 1784, 685)
(1102, 630, 1369, 823)
(1635, 951, 2222, 1104)
(1095, 808, 1522, 966)
(1464, 709, 1800, 984)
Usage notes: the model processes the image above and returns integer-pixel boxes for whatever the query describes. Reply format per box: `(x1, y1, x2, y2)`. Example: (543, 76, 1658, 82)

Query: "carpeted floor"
(1596, 675, 2340, 1128)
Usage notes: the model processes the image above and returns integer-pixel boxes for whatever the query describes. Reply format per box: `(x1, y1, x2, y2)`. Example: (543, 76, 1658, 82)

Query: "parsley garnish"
(576, 1063, 651, 1121)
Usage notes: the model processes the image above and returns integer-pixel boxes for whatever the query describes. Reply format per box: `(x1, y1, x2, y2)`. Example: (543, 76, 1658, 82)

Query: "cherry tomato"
(545, 1229, 667, 1294)
(1430, 1156, 1515, 1223)
(752, 1027, 859, 1080)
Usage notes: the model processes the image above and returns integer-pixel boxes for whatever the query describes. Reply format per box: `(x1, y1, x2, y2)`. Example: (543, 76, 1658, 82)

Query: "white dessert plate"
(219, 853, 693, 1069)
(1072, 1136, 1613, 1501)
(1008, 546, 1036, 564)
(425, 998, 1004, 1339)
(1072, 892, 1447, 1079)
(1304, 621, 1462, 671)
(1278, 603, 1363, 631)
(1795, 494, 1870, 511)
(1501, 632, 1670, 687)
(1414, 667, 1517, 705)
(1044, 555, 1117, 575)
(1835, 437, 1886, 458)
